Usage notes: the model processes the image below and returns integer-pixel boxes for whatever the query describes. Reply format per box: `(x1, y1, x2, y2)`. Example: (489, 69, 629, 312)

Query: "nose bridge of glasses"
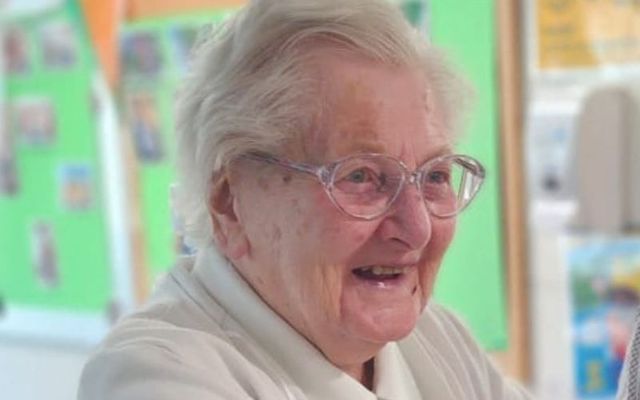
(387, 171, 432, 230)
(394, 169, 427, 208)
(407, 170, 421, 186)
(316, 165, 332, 185)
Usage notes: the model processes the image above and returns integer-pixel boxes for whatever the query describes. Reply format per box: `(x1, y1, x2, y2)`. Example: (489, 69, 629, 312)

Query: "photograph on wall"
(11, 96, 57, 147)
(30, 220, 60, 289)
(120, 31, 163, 79)
(58, 163, 93, 210)
(40, 19, 78, 69)
(3, 25, 30, 75)
(0, 154, 20, 197)
(535, 0, 640, 70)
(0, 152, 19, 196)
(168, 25, 199, 73)
(568, 237, 640, 399)
(0, 107, 19, 196)
(125, 92, 164, 162)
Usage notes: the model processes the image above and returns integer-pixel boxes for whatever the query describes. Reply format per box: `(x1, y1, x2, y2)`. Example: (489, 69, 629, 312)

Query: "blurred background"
(0, 0, 639, 399)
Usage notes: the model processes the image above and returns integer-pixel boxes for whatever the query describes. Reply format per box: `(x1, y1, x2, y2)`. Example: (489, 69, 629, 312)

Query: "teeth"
(362, 265, 406, 276)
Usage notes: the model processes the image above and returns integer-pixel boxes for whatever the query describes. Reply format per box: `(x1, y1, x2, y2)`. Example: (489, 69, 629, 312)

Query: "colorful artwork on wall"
(569, 237, 640, 398)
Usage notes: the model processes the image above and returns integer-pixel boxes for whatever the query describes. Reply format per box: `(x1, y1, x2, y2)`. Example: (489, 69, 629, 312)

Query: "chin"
(347, 305, 422, 345)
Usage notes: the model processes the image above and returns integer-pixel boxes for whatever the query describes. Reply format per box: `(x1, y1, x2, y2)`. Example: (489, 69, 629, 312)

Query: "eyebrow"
(339, 140, 387, 155)
(342, 140, 453, 162)
(424, 144, 454, 160)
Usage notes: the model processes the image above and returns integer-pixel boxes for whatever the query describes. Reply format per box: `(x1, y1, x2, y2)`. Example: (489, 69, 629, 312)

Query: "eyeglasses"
(243, 151, 486, 220)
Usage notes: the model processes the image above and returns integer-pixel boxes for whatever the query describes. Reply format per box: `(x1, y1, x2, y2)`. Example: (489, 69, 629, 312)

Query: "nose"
(378, 180, 432, 251)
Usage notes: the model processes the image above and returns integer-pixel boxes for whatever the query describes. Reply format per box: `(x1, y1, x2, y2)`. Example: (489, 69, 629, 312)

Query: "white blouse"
(78, 246, 534, 400)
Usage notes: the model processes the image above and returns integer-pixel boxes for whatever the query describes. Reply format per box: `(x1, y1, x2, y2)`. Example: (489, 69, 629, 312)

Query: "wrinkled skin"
(210, 51, 456, 385)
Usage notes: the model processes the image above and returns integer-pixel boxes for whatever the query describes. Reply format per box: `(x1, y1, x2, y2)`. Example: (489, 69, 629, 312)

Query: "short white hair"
(175, 0, 471, 249)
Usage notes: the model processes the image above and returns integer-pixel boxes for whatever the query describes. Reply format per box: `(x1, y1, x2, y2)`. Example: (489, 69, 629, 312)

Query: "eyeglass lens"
(329, 156, 479, 218)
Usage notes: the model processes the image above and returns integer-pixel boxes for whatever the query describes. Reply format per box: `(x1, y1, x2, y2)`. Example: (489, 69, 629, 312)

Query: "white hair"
(175, 0, 472, 249)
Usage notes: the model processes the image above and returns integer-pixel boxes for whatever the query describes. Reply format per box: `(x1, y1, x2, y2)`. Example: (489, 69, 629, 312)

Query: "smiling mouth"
(352, 265, 408, 281)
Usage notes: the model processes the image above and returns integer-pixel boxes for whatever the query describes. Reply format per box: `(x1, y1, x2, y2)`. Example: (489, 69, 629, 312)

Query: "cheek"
(266, 188, 338, 265)
(301, 195, 375, 259)
(239, 178, 302, 262)
(283, 194, 373, 288)
(430, 218, 456, 253)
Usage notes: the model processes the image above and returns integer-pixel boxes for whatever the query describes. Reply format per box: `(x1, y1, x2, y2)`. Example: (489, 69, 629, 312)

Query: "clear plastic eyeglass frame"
(243, 151, 486, 220)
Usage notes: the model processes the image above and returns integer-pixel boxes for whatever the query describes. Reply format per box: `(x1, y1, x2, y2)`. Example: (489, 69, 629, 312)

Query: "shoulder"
(78, 330, 247, 400)
(78, 267, 287, 400)
(79, 315, 289, 400)
(407, 302, 491, 375)
(401, 303, 534, 400)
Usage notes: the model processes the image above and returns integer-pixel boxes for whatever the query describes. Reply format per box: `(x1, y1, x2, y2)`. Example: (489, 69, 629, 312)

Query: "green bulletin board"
(0, 0, 126, 344)
(429, 0, 508, 350)
(119, 11, 234, 285)
(0, 2, 112, 314)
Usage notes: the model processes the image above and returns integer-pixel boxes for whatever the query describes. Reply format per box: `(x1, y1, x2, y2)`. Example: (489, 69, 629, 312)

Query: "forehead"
(303, 51, 450, 165)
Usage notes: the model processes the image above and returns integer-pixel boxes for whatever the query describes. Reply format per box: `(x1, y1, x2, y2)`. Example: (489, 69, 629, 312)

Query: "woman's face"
(228, 54, 456, 368)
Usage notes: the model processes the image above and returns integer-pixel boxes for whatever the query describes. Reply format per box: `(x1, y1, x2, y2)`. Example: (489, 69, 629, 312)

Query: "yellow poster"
(537, 0, 640, 69)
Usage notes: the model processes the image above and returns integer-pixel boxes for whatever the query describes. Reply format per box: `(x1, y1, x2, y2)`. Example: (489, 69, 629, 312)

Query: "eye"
(334, 165, 388, 194)
(333, 157, 402, 196)
(426, 170, 450, 185)
(346, 168, 376, 184)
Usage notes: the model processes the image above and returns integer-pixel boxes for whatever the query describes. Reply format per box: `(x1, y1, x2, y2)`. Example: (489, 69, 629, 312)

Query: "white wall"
(0, 342, 88, 400)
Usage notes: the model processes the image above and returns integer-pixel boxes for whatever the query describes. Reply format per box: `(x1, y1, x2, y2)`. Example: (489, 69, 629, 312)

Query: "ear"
(208, 172, 249, 260)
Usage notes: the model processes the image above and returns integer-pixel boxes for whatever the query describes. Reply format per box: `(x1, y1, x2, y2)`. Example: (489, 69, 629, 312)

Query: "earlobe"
(226, 232, 250, 260)
(208, 173, 250, 260)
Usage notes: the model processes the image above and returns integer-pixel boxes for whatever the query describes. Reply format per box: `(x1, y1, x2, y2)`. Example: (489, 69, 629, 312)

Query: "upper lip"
(352, 262, 418, 270)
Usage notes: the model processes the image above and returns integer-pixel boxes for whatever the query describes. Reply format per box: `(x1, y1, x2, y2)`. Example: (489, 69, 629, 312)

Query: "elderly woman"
(79, 0, 533, 399)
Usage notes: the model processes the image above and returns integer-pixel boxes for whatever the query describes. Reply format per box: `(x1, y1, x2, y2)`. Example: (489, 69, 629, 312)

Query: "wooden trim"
(81, 1, 148, 301)
(491, 0, 531, 382)
(121, 121, 150, 303)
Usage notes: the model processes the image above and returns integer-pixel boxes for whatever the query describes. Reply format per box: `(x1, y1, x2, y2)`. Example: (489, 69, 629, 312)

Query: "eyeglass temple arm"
(244, 152, 322, 177)
(453, 155, 486, 179)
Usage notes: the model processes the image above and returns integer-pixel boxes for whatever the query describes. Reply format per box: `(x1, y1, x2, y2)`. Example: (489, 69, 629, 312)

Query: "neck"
(341, 358, 375, 390)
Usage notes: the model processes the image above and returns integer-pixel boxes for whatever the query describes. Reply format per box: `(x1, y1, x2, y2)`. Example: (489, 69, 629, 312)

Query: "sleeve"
(77, 343, 255, 400)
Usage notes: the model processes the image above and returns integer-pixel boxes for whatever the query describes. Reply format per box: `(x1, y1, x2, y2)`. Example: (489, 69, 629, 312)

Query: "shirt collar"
(374, 343, 423, 400)
(192, 245, 423, 400)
